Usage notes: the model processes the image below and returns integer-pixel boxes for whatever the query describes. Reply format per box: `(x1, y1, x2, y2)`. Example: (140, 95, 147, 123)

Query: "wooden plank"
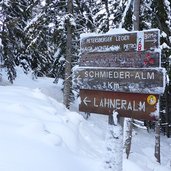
(73, 67, 165, 94)
(81, 29, 159, 53)
(79, 51, 160, 68)
(79, 89, 159, 120)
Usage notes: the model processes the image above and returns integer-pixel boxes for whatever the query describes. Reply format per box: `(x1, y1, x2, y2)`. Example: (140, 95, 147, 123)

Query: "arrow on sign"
(77, 75, 82, 82)
(83, 97, 91, 106)
(145, 39, 157, 43)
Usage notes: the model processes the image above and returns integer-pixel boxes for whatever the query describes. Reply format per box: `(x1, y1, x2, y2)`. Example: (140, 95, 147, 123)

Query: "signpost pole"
(154, 96, 161, 163)
(154, 119, 161, 163)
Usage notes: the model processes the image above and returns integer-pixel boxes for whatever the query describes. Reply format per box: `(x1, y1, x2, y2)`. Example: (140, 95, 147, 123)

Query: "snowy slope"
(0, 68, 170, 171)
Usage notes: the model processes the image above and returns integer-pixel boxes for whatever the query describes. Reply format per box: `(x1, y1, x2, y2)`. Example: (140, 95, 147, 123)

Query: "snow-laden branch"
(119, 0, 132, 28)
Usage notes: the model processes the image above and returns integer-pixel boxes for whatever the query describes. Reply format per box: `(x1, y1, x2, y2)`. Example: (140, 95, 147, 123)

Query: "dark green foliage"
(0, 0, 30, 82)
(123, 3, 133, 31)
(124, 0, 171, 78)
(150, 0, 171, 77)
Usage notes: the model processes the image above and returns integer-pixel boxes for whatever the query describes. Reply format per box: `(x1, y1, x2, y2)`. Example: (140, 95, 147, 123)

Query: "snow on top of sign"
(76, 66, 165, 71)
(80, 28, 128, 40)
(154, 48, 161, 53)
(80, 28, 160, 40)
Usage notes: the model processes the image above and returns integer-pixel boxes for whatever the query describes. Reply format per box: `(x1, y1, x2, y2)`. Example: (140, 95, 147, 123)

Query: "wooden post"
(154, 120, 161, 163)
(165, 85, 171, 138)
(133, 0, 140, 30)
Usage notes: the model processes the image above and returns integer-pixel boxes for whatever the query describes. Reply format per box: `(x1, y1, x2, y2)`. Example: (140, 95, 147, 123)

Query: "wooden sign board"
(79, 51, 160, 68)
(81, 29, 159, 53)
(79, 89, 159, 120)
(74, 67, 165, 94)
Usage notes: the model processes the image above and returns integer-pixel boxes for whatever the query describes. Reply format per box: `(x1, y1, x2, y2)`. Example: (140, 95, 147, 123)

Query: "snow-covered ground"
(0, 68, 170, 171)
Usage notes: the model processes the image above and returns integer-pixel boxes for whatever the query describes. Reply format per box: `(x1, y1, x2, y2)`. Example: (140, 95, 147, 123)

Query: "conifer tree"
(0, 0, 32, 82)
(124, 0, 171, 76)
(95, 0, 128, 33)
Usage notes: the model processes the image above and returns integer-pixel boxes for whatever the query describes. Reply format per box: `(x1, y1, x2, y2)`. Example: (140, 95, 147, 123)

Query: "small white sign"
(137, 32, 144, 51)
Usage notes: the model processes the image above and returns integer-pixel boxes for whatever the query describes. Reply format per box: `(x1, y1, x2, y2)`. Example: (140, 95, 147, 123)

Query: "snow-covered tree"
(0, 0, 33, 82)
(94, 0, 129, 33)
(123, 0, 171, 77)
(0, 0, 170, 82)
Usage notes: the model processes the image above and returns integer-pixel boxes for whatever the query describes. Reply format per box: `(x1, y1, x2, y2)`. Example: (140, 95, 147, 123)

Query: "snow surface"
(0, 68, 171, 171)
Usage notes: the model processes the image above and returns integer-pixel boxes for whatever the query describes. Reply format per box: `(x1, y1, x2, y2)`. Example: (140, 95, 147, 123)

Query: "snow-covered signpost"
(78, 89, 159, 121)
(74, 29, 165, 169)
(74, 67, 165, 94)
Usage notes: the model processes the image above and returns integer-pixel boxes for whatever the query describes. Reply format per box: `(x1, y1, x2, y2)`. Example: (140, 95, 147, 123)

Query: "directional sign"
(81, 29, 159, 53)
(144, 30, 159, 50)
(73, 67, 165, 94)
(79, 89, 159, 120)
(79, 51, 160, 68)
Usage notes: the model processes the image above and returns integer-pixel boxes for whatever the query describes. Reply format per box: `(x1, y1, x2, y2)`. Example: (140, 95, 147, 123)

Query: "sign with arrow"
(79, 89, 159, 120)
(74, 67, 165, 94)
(83, 96, 91, 106)
(75, 29, 164, 120)
(81, 29, 159, 53)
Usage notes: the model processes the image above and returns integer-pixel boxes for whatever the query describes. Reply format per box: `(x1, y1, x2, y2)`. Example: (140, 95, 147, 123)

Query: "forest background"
(0, 0, 170, 90)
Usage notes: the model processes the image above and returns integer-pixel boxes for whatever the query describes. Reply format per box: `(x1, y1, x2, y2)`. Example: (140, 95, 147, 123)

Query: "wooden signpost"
(81, 29, 159, 53)
(75, 29, 165, 168)
(74, 67, 165, 94)
(79, 51, 160, 68)
(79, 89, 159, 120)
(74, 29, 164, 120)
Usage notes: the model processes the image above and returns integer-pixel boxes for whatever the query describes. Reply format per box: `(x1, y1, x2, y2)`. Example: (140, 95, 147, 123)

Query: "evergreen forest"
(0, 0, 170, 83)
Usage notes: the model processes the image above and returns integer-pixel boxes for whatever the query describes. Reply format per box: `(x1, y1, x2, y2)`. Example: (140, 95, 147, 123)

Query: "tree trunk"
(63, 0, 73, 109)
(104, 0, 110, 32)
(133, 0, 140, 30)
